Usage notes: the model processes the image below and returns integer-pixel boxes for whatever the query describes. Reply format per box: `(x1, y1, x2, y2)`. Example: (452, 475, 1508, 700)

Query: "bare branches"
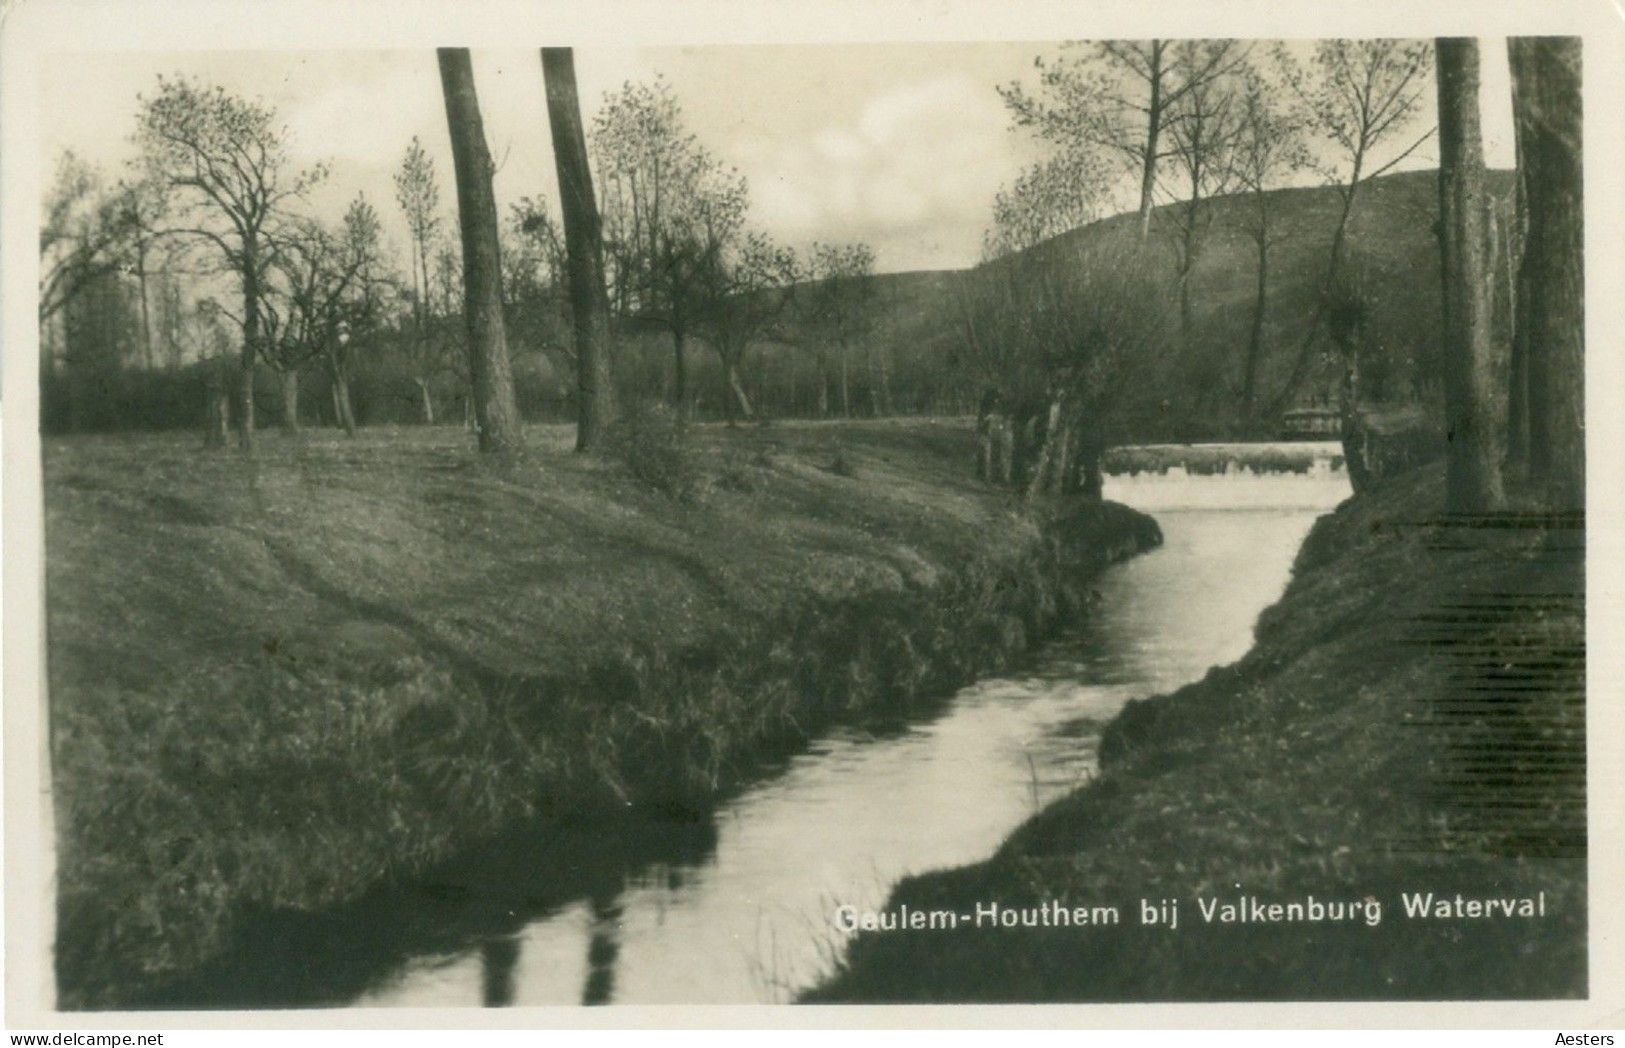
(1000, 39, 1249, 236)
(134, 74, 327, 269)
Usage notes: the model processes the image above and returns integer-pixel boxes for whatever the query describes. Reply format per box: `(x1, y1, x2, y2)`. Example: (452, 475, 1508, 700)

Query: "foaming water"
(334, 469, 1351, 1006)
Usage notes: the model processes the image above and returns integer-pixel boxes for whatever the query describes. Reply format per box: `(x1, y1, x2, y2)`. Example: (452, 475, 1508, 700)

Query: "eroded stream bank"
(134, 467, 1347, 1008)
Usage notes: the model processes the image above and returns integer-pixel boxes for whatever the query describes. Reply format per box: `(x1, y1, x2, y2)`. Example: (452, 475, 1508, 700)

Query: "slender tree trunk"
(238, 249, 260, 451)
(727, 358, 753, 423)
(1052, 417, 1076, 494)
(1509, 36, 1584, 513)
(1137, 46, 1163, 241)
(1266, 169, 1365, 419)
(439, 47, 524, 455)
(673, 329, 689, 421)
(1025, 399, 1064, 499)
(416, 377, 436, 425)
(1176, 196, 1199, 353)
(331, 363, 358, 437)
(279, 369, 301, 434)
(1078, 417, 1105, 500)
(867, 349, 883, 417)
(816, 347, 831, 417)
(1436, 37, 1506, 513)
(203, 360, 229, 449)
(1241, 227, 1269, 433)
(341, 378, 358, 436)
(135, 240, 153, 370)
(838, 345, 851, 418)
(1507, 135, 1532, 478)
(542, 47, 618, 452)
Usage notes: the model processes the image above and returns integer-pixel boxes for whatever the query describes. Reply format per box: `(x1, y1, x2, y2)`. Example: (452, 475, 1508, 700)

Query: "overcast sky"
(39, 42, 1517, 275)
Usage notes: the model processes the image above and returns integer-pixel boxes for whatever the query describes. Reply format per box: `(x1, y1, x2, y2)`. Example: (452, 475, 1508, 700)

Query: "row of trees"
(1437, 37, 1583, 515)
(985, 40, 1438, 460)
(966, 35, 1581, 516)
(39, 64, 893, 451)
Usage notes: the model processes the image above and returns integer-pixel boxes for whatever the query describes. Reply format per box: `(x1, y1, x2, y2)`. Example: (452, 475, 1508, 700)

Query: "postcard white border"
(3, 0, 1623, 1030)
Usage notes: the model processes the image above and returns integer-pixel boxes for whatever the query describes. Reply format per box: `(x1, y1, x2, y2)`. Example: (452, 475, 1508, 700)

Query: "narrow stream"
(349, 464, 1351, 1008)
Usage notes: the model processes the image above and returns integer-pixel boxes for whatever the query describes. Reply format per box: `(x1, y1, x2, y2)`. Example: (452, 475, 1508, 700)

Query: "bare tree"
(794, 242, 878, 418)
(504, 198, 571, 369)
(542, 47, 618, 452)
(134, 76, 327, 450)
(191, 298, 235, 447)
(984, 147, 1105, 257)
(1159, 47, 1241, 355)
(695, 232, 797, 425)
(437, 48, 524, 454)
(1228, 67, 1308, 433)
(1435, 39, 1506, 513)
(260, 196, 384, 435)
(393, 136, 445, 424)
(591, 77, 748, 418)
(39, 153, 138, 331)
(1270, 40, 1434, 414)
(1508, 37, 1583, 512)
(1000, 40, 1244, 240)
(962, 238, 1168, 498)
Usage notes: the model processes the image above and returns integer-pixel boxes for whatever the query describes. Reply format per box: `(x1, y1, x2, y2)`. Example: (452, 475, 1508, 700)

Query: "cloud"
(734, 72, 1024, 269)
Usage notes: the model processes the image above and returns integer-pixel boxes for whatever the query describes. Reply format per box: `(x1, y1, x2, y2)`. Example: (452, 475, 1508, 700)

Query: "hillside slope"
(846, 169, 1510, 441)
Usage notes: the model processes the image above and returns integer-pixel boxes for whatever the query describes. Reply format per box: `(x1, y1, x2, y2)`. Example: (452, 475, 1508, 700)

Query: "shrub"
(614, 402, 702, 502)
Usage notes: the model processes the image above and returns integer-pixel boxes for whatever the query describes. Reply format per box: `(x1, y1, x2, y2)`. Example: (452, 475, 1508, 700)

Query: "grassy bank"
(45, 418, 1160, 1008)
(809, 464, 1585, 1002)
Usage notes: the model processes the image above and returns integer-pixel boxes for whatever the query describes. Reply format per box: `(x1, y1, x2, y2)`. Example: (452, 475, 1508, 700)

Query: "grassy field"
(808, 464, 1586, 1002)
(44, 417, 1160, 1007)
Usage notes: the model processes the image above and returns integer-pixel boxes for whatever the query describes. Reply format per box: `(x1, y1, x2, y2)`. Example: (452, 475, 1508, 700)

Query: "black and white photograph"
(1, 0, 1620, 1029)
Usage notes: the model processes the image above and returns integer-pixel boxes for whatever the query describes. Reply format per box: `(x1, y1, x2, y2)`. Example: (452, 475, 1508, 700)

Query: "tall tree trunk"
(439, 47, 524, 455)
(542, 47, 618, 453)
(1509, 37, 1584, 513)
(1436, 37, 1506, 513)
(279, 369, 301, 434)
(1507, 134, 1532, 478)
(1241, 228, 1269, 434)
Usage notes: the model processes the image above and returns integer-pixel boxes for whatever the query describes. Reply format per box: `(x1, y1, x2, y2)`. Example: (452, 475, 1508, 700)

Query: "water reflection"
(135, 808, 719, 1009)
(479, 937, 519, 1008)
